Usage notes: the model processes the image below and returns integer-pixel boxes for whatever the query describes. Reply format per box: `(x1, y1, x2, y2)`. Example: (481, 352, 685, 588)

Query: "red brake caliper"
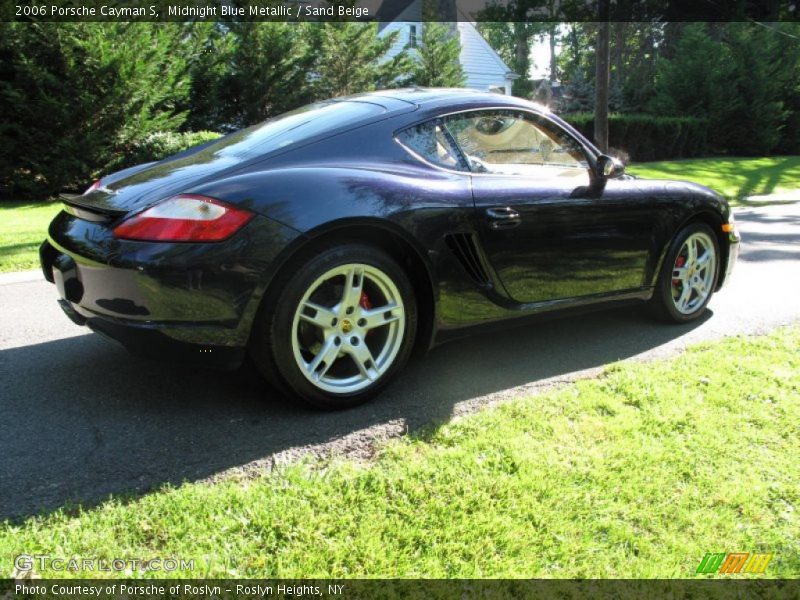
(672, 255, 686, 287)
(359, 291, 372, 310)
(359, 291, 373, 336)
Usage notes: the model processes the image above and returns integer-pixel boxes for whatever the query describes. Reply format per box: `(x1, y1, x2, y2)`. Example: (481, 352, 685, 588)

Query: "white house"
(378, 19, 518, 95)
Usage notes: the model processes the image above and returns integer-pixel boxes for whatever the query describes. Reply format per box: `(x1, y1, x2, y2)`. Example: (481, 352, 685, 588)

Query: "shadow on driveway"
(0, 305, 709, 522)
(734, 208, 800, 262)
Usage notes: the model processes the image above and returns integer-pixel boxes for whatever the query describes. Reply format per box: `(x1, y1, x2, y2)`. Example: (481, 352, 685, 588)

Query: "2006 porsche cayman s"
(41, 88, 740, 408)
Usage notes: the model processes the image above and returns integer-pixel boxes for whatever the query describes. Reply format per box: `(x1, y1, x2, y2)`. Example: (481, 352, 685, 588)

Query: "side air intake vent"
(445, 233, 491, 287)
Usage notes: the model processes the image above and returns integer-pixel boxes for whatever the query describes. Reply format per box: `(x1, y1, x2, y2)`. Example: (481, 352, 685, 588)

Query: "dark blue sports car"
(41, 88, 740, 408)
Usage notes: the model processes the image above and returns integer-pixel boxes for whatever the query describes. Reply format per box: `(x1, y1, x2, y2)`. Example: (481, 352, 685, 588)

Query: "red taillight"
(84, 179, 103, 195)
(113, 194, 254, 242)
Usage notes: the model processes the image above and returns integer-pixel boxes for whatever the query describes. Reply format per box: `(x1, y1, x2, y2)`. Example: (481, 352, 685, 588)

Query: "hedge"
(111, 131, 224, 172)
(0, 130, 224, 201)
(563, 113, 711, 162)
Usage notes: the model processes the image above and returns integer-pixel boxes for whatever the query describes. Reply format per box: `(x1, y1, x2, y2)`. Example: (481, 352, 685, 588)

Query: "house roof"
(378, 17, 517, 82)
(455, 11, 515, 78)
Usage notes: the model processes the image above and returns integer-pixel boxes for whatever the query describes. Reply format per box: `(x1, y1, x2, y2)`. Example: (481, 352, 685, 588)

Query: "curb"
(0, 270, 42, 285)
(743, 192, 800, 203)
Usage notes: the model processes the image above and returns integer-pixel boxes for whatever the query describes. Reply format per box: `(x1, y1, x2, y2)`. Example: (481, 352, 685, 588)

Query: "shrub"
(0, 23, 191, 199)
(110, 131, 223, 171)
(563, 113, 711, 162)
(648, 23, 790, 157)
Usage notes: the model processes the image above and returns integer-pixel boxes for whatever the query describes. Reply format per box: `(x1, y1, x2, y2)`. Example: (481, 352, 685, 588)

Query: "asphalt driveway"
(1, 202, 799, 521)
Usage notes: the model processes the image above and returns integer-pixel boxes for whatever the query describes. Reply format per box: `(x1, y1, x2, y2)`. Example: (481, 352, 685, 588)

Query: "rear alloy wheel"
(253, 245, 416, 408)
(292, 263, 406, 395)
(651, 222, 720, 323)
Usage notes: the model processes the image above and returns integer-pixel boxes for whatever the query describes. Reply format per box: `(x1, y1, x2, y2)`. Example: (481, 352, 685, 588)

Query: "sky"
(530, 36, 555, 79)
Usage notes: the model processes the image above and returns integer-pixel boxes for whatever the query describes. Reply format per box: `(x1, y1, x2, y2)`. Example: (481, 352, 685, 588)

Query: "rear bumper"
(41, 209, 301, 369)
(52, 292, 245, 369)
(84, 308, 247, 370)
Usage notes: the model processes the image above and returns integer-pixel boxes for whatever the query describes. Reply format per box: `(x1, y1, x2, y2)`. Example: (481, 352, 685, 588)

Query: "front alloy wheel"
(650, 221, 720, 323)
(670, 231, 717, 315)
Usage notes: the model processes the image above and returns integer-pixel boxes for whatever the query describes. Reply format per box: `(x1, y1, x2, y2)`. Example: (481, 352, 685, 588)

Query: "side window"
(397, 121, 468, 171)
(444, 111, 590, 181)
(409, 24, 418, 48)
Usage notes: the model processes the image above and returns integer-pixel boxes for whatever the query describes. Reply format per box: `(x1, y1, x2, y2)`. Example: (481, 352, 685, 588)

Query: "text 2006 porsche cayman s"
(41, 88, 740, 408)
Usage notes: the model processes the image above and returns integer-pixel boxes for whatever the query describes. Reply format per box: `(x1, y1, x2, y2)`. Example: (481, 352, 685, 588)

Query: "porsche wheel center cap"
(341, 319, 353, 333)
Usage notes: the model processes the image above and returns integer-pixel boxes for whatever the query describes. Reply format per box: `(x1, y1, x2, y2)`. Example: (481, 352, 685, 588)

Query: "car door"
(443, 109, 655, 305)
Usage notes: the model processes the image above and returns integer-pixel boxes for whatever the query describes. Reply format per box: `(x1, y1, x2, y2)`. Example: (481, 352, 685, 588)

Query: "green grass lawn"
(0, 201, 60, 272)
(2, 327, 797, 579)
(629, 156, 800, 203)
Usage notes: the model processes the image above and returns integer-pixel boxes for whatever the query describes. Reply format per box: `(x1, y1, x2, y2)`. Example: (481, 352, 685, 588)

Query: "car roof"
(339, 87, 550, 114)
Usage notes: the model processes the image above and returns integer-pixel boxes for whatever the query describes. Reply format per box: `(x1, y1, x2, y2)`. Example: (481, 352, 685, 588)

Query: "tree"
(0, 23, 191, 197)
(721, 23, 788, 154)
(412, 23, 466, 87)
(182, 23, 238, 131)
(772, 23, 800, 154)
(614, 22, 662, 112)
(311, 23, 412, 98)
(649, 25, 734, 117)
(222, 23, 315, 128)
(547, 22, 558, 83)
(594, 13, 611, 152)
(557, 21, 667, 114)
(557, 23, 594, 110)
(476, 0, 551, 98)
(559, 68, 594, 112)
(476, 22, 515, 68)
(649, 23, 789, 155)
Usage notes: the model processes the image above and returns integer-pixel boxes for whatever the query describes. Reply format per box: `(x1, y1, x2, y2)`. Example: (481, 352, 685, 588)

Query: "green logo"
(696, 552, 773, 574)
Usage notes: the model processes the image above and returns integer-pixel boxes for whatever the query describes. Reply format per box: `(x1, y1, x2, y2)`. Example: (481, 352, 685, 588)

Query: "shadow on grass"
(0, 241, 41, 253)
(0, 242, 45, 271)
(631, 156, 800, 202)
(732, 156, 800, 199)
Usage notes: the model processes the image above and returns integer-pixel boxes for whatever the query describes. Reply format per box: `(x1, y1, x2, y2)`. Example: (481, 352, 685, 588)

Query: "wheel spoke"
(361, 303, 402, 330)
(340, 266, 364, 311)
(672, 266, 689, 281)
(306, 337, 340, 380)
(299, 301, 337, 330)
(696, 250, 711, 268)
(693, 279, 707, 296)
(346, 342, 379, 381)
(685, 238, 697, 267)
(676, 284, 692, 311)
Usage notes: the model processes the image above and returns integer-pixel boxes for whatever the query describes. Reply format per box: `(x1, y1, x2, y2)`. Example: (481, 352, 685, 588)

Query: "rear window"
(203, 101, 386, 160)
(396, 120, 469, 171)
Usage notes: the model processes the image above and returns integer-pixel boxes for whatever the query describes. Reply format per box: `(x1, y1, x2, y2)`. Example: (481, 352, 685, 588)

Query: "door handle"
(485, 207, 521, 229)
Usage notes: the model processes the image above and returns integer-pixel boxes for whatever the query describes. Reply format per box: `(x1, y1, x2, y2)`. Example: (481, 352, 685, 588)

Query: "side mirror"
(596, 154, 625, 179)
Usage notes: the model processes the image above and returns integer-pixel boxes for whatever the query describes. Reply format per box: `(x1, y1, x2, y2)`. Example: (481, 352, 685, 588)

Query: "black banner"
(1, 0, 799, 23)
(2, 579, 800, 600)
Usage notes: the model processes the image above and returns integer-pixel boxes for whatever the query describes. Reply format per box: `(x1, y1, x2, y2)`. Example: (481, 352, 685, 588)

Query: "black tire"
(249, 244, 417, 409)
(650, 221, 720, 323)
